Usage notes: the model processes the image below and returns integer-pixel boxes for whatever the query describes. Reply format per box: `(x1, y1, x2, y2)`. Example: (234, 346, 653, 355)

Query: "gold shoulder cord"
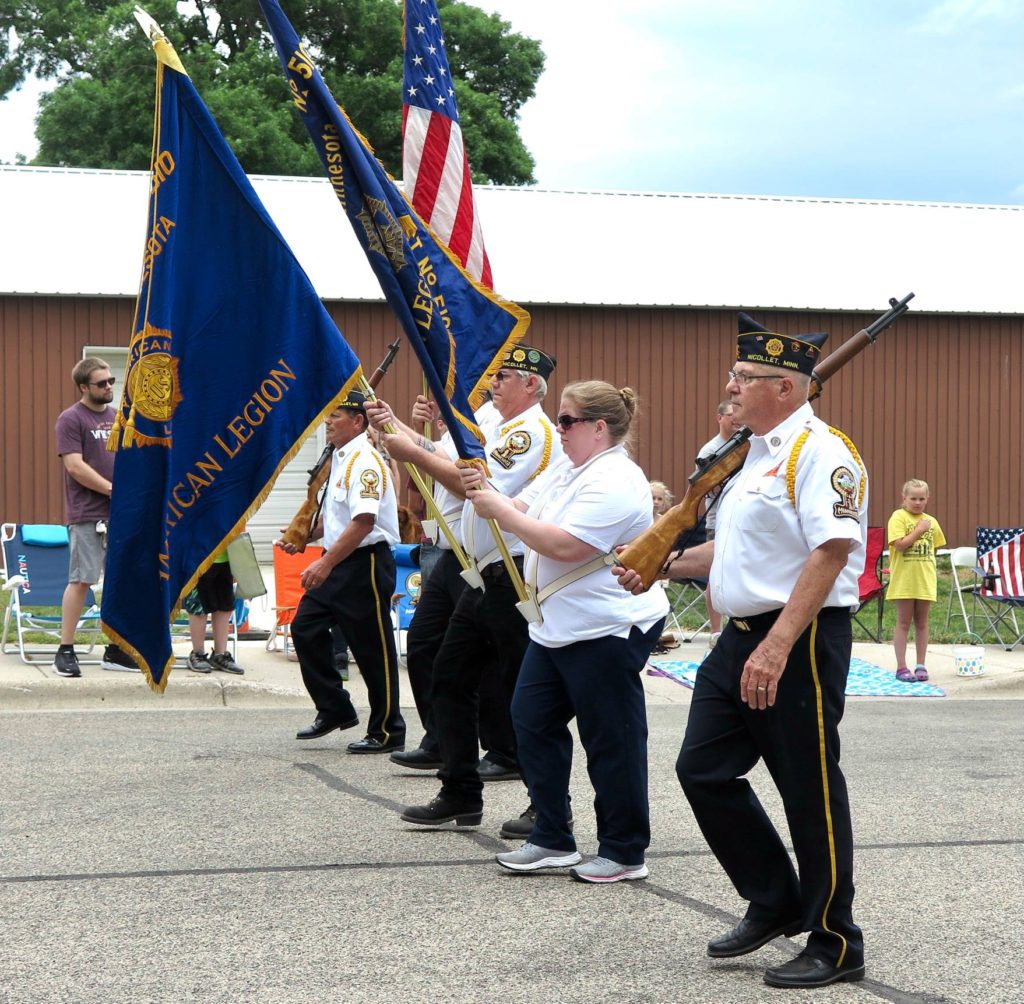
(526, 421, 554, 483)
(343, 451, 360, 491)
(786, 428, 865, 510)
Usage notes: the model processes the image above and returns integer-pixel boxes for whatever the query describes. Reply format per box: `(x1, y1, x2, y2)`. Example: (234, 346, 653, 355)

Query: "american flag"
(402, 0, 493, 288)
(977, 527, 1024, 598)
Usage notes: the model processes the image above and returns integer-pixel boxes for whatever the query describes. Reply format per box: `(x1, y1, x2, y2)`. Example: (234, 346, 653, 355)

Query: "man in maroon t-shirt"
(53, 357, 136, 677)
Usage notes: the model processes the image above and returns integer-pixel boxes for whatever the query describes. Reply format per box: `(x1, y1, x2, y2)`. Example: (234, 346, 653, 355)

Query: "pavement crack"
(295, 762, 507, 851)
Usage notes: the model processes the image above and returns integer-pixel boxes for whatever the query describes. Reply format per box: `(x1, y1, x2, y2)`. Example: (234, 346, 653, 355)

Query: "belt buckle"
(732, 618, 750, 633)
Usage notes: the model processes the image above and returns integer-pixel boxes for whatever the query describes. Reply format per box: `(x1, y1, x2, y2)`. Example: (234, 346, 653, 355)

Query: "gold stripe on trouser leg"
(368, 553, 394, 743)
(809, 616, 848, 968)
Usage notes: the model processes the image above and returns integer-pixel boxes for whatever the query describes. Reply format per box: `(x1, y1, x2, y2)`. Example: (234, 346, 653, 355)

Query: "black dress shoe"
(764, 953, 865, 988)
(477, 758, 522, 782)
(401, 794, 483, 827)
(347, 736, 406, 754)
(295, 714, 359, 740)
(390, 747, 443, 770)
(707, 916, 802, 958)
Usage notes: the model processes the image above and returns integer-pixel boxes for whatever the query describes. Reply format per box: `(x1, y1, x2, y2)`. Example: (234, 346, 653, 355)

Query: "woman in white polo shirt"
(462, 380, 667, 883)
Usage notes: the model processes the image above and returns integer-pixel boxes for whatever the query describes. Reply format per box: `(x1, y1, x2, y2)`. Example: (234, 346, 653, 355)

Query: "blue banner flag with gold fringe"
(100, 29, 362, 692)
(259, 0, 530, 460)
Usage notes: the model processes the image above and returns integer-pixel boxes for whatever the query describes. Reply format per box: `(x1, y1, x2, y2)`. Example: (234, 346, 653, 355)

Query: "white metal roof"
(2, 164, 1023, 314)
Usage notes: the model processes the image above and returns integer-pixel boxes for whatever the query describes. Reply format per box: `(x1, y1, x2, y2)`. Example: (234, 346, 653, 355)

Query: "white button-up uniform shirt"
(709, 403, 868, 617)
(461, 402, 564, 564)
(323, 431, 400, 550)
(429, 406, 501, 550)
(518, 445, 669, 647)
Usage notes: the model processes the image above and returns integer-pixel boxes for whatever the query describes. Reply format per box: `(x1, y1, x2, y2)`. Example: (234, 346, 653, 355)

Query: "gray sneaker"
(495, 842, 582, 872)
(187, 651, 214, 674)
(570, 856, 649, 884)
(209, 651, 245, 675)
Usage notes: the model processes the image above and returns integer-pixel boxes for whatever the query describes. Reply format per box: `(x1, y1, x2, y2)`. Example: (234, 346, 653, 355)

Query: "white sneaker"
(570, 856, 649, 883)
(495, 842, 582, 872)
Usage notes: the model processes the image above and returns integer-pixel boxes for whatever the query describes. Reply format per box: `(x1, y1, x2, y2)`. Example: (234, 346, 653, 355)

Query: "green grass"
(0, 589, 111, 648)
(667, 567, 983, 646)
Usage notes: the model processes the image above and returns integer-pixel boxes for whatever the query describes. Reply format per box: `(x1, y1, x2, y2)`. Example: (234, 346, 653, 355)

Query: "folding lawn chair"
(266, 544, 324, 655)
(852, 527, 886, 642)
(975, 526, 1024, 650)
(1, 522, 103, 664)
(391, 543, 421, 660)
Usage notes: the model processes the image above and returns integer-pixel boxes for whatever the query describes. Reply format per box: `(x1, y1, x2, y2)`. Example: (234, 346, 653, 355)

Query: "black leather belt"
(730, 610, 783, 633)
(480, 556, 524, 580)
(730, 606, 850, 633)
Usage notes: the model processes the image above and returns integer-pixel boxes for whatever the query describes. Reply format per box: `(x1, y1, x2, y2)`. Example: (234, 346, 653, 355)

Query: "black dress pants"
(405, 549, 487, 754)
(676, 607, 863, 970)
(431, 560, 528, 804)
(292, 542, 405, 745)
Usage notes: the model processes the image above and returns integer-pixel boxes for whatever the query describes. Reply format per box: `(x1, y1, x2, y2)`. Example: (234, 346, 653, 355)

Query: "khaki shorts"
(68, 522, 107, 585)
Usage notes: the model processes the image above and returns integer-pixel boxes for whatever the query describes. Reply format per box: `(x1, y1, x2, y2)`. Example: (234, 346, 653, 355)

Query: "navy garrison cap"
(736, 313, 828, 377)
(337, 389, 367, 413)
(502, 344, 556, 381)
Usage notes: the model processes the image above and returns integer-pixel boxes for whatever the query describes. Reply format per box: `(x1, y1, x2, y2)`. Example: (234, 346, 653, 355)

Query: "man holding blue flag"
(102, 15, 364, 690)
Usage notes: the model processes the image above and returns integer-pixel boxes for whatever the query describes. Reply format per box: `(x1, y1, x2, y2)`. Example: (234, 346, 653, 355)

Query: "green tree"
(0, 0, 543, 182)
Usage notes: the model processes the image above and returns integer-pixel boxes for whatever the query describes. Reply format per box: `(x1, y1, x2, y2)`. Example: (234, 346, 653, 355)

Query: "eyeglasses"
(493, 370, 522, 383)
(556, 414, 594, 430)
(89, 378, 116, 388)
(727, 370, 782, 387)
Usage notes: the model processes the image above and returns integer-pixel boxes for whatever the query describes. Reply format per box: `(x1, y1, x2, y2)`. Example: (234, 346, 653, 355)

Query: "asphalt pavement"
(2, 597, 1023, 1003)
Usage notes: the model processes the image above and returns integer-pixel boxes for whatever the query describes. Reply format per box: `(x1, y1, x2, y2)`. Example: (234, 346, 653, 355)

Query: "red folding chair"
(852, 527, 885, 642)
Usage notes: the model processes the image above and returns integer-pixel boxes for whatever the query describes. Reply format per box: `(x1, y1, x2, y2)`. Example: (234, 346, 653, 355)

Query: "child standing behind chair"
(887, 479, 946, 682)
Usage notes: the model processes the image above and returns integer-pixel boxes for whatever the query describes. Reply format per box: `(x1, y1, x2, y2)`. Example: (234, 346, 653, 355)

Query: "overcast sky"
(3, 0, 1024, 204)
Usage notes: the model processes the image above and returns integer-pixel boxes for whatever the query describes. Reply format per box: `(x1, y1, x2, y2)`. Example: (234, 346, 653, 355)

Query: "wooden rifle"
(616, 293, 915, 589)
(279, 339, 402, 550)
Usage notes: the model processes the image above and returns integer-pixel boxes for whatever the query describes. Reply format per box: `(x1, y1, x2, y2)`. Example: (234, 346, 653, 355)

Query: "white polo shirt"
(520, 445, 669, 648)
(323, 432, 400, 550)
(709, 403, 868, 617)
(429, 405, 501, 550)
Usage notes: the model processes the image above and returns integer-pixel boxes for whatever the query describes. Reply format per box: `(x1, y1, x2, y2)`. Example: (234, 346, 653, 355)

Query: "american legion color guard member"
(276, 391, 405, 753)
(618, 314, 868, 989)
(367, 345, 563, 831)
(461, 381, 668, 882)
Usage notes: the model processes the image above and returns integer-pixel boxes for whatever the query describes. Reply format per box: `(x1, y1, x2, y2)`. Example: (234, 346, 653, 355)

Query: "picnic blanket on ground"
(648, 656, 946, 698)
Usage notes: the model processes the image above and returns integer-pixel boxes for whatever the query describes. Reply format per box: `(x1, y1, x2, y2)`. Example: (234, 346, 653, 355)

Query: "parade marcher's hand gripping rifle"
(279, 339, 402, 551)
(616, 293, 915, 590)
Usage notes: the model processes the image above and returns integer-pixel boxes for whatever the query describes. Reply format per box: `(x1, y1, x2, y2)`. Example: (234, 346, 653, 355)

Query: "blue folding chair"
(391, 543, 421, 659)
(1, 523, 103, 664)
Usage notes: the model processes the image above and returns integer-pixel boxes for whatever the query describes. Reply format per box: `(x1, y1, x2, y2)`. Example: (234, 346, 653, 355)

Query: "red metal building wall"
(2, 294, 1019, 547)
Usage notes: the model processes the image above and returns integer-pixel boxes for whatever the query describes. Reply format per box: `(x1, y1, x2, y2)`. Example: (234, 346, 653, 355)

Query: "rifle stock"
(279, 339, 402, 550)
(617, 293, 914, 589)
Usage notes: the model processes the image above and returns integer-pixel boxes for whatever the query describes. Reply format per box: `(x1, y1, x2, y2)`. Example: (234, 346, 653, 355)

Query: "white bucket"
(952, 634, 985, 678)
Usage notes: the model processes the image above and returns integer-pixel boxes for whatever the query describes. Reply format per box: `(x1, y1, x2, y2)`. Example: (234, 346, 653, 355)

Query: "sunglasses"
(90, 378, 116, 388)
(556, 414, 594, 430)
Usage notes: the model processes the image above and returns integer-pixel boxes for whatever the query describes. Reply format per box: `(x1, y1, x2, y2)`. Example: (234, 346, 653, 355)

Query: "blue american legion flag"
(259, 0, 528, 459)
(101, 33, 362, 691)
(977, 527, 1024, 598)
(403, 0, 492, 287)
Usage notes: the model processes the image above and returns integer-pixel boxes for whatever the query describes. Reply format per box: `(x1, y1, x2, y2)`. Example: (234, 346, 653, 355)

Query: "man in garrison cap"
(276, 389, 406, 753)
(621, 313, 869, 989)
(365, 344, 564, 835)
